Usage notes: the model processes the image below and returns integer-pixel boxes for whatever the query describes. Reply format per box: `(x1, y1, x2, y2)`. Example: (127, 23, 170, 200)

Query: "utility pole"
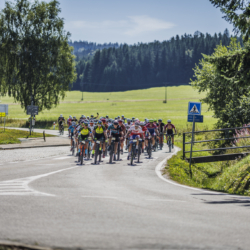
(163, 82, 167, 103)
(81, 82, 84, 101)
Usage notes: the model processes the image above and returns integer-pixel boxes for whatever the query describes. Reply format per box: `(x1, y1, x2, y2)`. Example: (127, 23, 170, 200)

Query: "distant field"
(0, 86, 216, 129)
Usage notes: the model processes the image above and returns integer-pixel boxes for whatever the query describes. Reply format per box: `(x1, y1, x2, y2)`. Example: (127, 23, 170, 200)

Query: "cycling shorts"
(130, 134, 140, 140)
(95, 133, 105, 141)
(166, 129, 173, 135)
(80, 134, 89, 141)
(111, 133, 120, 142)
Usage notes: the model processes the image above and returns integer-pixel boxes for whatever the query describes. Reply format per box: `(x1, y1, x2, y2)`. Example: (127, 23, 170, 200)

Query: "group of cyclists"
(57, 114, 177, 163)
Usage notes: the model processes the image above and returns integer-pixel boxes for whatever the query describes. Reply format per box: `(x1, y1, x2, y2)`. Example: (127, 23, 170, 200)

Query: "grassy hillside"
(0, 86, 216, 129)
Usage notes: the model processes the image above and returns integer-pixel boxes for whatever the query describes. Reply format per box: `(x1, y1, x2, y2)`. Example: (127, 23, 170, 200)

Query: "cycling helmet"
(127, 118, 131, 122)
(118, 119, 122, 123)
(106, 115, 109, 118)
(122, 115, 124, 118)
(81, 115, 84, 118)
(84, 121, 88, 125)
(73, 116, 76, 119)
(115, 117, 118, 120)
(98, 120, 102, 125)
(149, 119, 154, 123)
(140, 122, 145, 126)
(91, 115, 94, 117)
(117, 116, 120, 118)
(158, 119, 162, 122)
(135, 122, 140, 126)
(90, 120, 94, 124)
(113, 120, 118, 125)
(72, 122, 76, 126)
(167, 119, 171, 123)
(69, 115, 72, 118)
(154, 119, 157, 122)
(87, 116, 89, 119)
(132, 117, 135, 120)
(101, 118, 106, 122)
(60, 114, 63, 117)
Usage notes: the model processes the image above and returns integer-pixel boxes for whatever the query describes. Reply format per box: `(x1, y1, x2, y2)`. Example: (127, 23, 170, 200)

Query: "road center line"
(82, 196, 118, 199)
(146, 199, 186, 202)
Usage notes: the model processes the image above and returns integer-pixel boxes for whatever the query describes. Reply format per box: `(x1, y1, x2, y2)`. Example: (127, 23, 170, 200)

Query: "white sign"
(0, 104, 8, 115)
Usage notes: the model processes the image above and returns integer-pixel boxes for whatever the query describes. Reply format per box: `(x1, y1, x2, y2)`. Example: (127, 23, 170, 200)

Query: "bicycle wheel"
(94, 143, 99, 164)
(117, 142, 120, 161)
(72, 140, 75, 156)
(88, 143, 91, 160)
(130, 144, 134, 165)
(80, 146, 84, 165)
(109, 143, 113, 164)
(137, 143, 141, 163)
(168, 137, 171, 152)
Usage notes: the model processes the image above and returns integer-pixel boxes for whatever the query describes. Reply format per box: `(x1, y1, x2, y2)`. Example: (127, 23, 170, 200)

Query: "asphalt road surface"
(0, 129, 250, 249)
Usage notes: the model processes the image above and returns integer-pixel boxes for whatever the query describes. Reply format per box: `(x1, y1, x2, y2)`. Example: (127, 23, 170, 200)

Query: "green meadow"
(0, 86, 216, 129)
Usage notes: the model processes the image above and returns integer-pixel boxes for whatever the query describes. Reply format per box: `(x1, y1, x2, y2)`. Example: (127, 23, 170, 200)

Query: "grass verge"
(164, 133, 250, 196)
(0, 128, 55, 144)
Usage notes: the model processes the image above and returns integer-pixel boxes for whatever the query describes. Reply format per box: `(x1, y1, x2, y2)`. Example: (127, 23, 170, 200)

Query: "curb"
(0, 241, 53, 250)
(0, 144, 70, 150)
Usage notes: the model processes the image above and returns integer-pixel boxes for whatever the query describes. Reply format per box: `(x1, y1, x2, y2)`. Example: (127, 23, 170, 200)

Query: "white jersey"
(125, 123, 132, 130)
(88, 124, 95, 132)
(128, 125, 143, 135)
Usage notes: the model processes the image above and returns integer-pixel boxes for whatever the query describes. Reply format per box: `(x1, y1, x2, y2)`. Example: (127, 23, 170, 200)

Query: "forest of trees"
(69, 41, 120, 59)
(72, 29, 242, 92)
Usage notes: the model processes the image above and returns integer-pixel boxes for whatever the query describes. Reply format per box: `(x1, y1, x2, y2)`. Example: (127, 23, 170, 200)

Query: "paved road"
(0, 142, 250, 249)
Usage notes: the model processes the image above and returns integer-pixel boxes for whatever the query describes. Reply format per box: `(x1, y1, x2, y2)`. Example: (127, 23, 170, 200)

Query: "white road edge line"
(0, 166, 80, 196)
(155, 147, 250, 199)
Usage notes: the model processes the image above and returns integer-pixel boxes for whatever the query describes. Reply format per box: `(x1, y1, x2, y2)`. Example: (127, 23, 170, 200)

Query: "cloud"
(65, 16, 175, 37)
(125, 16, 175, 36)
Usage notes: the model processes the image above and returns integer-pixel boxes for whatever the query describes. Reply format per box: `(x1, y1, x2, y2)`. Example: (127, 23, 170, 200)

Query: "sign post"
(187, 102, 203, 178)
(0, 104, 8, 132)
(27, 102, 38, 135)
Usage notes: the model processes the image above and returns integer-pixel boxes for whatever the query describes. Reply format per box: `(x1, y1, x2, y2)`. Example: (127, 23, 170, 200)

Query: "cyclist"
(121, 115, 126, 122)
(164, 119, 177, 148)
(69, 121, 77, 151)
(158, 119, 165, 149)
(58, 114, 65, 133)
(118, 119, 126, 154)
(78, 121, 92, 158)
(90, 113, 99, 120)
(92, 120, 108, 158)
(146, 119, 159, 147)
(67, 115, 72, 136)
(126, 121, 144, 160)
(140, 122, 148, 152)
(101, 118, 109, 130)
(107, 120, 124, 161)
(125, 119, 132, 150)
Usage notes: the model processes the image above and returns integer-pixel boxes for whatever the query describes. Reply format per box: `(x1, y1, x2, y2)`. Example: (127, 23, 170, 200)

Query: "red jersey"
(164, 124, 176, 130)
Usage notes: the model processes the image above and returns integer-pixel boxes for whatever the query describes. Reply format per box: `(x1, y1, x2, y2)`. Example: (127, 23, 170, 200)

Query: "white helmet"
(167, 119, 171, 123)
(60, 114, 63, 117)
(69, 115, 72, 119)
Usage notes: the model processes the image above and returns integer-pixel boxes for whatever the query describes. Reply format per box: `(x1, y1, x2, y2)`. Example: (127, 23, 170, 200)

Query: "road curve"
(0, 142, 250, 250)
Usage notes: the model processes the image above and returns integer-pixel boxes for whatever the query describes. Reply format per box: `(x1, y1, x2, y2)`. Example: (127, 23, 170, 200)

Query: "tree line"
(192, 0, 250, 129)
(72, 29, 242, 92)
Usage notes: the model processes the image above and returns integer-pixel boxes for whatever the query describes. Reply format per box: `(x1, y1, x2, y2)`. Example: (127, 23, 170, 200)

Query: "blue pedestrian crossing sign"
(188, 102, 201, 115)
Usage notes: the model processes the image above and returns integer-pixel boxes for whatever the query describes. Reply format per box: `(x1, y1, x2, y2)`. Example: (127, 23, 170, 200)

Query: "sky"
(0, 0, 234, 44)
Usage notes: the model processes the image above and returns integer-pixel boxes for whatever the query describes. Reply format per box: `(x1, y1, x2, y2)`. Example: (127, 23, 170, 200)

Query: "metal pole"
(30, 99, 33, 136)
(183, 133, 185, 160)
(189, 115, 195, 178)
(165, 83, 167, 103)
